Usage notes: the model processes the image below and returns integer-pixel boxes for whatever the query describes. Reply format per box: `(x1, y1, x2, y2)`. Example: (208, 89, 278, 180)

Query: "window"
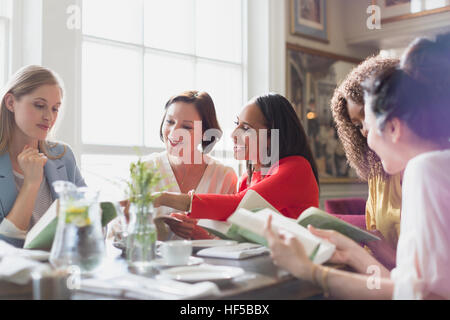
(0, 0, 10, 88)
(81, 0, 245, 197)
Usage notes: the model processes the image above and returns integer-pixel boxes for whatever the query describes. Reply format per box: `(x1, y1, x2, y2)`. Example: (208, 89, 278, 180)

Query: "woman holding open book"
(0, 65, 86, 248)
(153, 93, 319, 239)
(265, 33, 450, 299)
(141, 90, 237, 240)
(330, 55, 400, 270)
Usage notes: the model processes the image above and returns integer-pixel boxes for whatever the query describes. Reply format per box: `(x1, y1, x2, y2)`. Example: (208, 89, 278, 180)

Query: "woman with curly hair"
(265, 32, 450, 299)
(329, 55, 400, 270)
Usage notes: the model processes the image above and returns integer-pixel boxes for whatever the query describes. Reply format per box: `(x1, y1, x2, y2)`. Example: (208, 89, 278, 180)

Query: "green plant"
(126, 158, 164, 207)
(124, 157, 171, 269)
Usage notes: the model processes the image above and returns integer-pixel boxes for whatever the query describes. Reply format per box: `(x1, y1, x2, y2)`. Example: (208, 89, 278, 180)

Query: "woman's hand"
(166, 213, 214, 240)
(152, 192, 191, 212)
(364, 229, 396, 270)
(17, 145, 47, 188)
(307, 225, 362, 266)
(264, 215, 314, 280)
(152, 192, 163, 208)
(119, 199, 130, 222)
(166, 212, 197, 239)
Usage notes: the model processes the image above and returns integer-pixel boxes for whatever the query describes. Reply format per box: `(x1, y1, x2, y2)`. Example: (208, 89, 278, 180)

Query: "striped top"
(144, 151, 238, 240)
(12, 171, 53, 230)
(0, 172, 53, 239)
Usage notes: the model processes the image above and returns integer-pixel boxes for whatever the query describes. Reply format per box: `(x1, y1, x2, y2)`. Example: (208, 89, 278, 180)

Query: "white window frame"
(0, 0, 11, 86)
(78, 0, 248, 175)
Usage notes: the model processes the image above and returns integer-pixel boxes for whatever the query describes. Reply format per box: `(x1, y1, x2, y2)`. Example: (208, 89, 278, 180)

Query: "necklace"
(172, 162, 207, 192)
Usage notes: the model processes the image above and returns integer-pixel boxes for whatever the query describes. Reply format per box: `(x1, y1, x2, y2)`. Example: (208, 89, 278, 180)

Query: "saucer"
(157, 264, 245, 284)
(152, 256, 204, 268)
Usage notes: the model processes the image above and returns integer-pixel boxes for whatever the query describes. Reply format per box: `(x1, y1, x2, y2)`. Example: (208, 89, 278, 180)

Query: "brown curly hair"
(330, 55, 399, 181)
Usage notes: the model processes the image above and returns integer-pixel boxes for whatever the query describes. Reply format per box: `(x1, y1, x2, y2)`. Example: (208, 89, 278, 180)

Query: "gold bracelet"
(187, 190, 195, 213)
(321, 266, 331, 298)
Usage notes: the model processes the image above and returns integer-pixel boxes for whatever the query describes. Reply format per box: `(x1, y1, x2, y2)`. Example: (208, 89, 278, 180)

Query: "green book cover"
(24, 218, 59, 251)
(297, 207, 380, 243)
(230, 224, 268, 246)
(24, 201, 117, 250)
(201, 225, 236, 241)
(227, 207, 336, 264)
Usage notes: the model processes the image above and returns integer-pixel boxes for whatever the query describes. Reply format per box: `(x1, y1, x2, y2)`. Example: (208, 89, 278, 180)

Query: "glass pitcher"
(49, 181, 106, 274)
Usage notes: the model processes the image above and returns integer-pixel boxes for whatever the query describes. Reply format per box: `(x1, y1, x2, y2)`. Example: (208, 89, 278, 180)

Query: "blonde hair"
(0, 65, 66, 159)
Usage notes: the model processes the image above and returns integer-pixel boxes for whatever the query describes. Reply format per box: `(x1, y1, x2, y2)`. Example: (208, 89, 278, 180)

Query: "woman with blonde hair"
(0, 65, 85, 247)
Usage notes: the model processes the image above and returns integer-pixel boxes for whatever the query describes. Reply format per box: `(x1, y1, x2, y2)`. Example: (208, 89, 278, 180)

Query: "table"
(0, 242, 324, 300)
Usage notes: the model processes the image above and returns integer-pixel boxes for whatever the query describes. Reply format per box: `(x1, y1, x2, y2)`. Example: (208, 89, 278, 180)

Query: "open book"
(228, 207, 335, 264)
(196, 189, 278, 241)
(23, 200, 117, 250)
(197, 190, 379, 245)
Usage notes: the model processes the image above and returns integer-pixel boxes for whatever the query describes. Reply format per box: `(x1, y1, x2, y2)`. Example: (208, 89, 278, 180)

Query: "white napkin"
(196, 242, 270, 260)
(79, 273, 220, 300)
(0, 240, 50, 261)
(0, 240, 50, 285)
(0, 256, 50, 285)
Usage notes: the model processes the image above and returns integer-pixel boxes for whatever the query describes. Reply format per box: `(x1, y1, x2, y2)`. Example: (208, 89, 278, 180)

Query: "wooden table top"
(0, 242, 325, 300)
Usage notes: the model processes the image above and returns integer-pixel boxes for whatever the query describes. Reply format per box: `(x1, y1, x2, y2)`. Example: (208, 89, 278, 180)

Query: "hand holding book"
(307, 225, 366, 267)
(153, 213, 215, 240)
(263, 214, 316, 280)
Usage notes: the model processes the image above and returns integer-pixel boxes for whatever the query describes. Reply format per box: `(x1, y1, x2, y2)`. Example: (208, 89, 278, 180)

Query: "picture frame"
(373, 0, 450, 24)
(290, 0, 328, 43)
(286, 43, 364, 184)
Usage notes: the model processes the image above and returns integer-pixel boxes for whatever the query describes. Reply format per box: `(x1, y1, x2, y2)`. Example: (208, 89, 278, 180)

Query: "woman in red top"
(154, 93, 319, 238)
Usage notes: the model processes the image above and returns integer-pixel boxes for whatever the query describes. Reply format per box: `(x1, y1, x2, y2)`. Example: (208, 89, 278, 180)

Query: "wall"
(286, 0, 376, 58)
(282, 0, 378, 208)
(343, 0, 450, 49)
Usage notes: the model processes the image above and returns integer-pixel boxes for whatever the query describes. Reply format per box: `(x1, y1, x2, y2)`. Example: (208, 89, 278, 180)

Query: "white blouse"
(390, 149, 450, 299)
(143, 151, 238, 239)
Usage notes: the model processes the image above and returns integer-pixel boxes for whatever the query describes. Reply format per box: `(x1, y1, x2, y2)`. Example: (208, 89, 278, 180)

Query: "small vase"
(126, 200, 157, 275)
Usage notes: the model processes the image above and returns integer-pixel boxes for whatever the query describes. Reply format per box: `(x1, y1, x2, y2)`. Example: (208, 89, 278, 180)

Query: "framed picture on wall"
(290, 0, 328, 43)
(374, 0, 450, 24)
(286, 43, 364, 184)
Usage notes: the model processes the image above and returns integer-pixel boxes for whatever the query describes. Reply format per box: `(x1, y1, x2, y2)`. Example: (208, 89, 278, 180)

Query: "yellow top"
(365, 172, 402, 249)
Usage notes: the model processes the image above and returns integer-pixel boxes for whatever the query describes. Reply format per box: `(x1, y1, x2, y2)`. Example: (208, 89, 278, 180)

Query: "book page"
(197, 190, 280, 238)
(236, 190, 280, 213)
(228, 207, 335, 264)
(24, 200, 59, 248)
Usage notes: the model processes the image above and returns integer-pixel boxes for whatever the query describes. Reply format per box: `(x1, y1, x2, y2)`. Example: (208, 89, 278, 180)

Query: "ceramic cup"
(161, 240, 192, 265)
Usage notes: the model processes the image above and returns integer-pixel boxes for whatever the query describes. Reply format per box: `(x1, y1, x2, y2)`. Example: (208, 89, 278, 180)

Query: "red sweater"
(188, 156, 319, 221)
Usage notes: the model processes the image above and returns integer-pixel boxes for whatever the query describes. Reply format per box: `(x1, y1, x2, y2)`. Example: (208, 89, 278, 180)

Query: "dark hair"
(330, 55, 399, 181)
(247, 93, 319, 186)
(160, 90, 222, 153)
(363, 33, 450, 148)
